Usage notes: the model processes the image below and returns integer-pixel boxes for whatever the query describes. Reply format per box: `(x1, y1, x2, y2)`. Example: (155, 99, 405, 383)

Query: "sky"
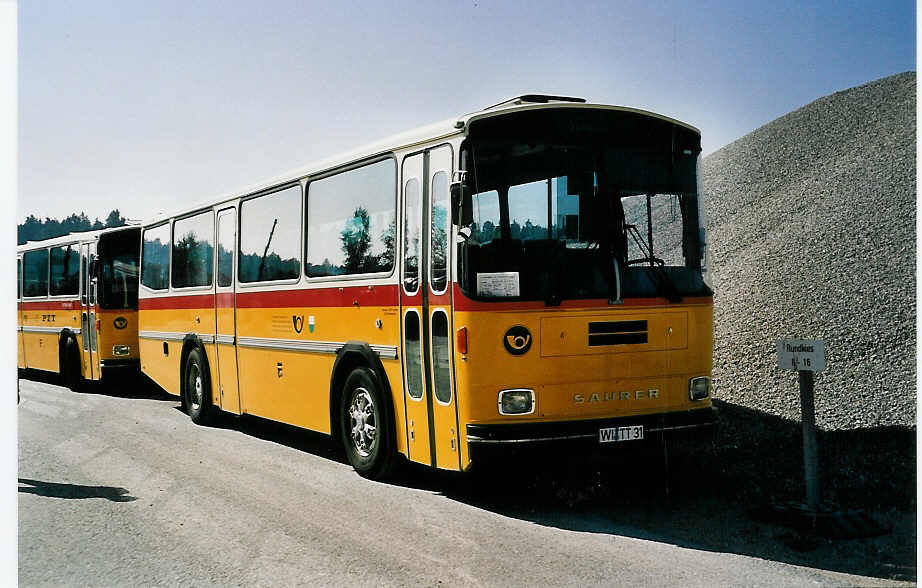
(16, 0, 916, 225)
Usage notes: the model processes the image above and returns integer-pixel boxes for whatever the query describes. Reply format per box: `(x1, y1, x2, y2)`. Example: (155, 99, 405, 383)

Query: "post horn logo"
(503, 325, 532, 355)
(113, 317, 128, 330)
(292, 315, 305, 334)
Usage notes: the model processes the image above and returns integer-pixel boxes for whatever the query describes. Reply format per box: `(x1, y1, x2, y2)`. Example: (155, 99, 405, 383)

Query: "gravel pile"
(700, 72, 916, 430)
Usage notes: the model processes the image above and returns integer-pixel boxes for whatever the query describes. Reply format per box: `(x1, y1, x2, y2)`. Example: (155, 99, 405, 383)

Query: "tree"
(379, 218, 396, 271)
(105, 209, 126, 228)
(340, 207, 372, 274)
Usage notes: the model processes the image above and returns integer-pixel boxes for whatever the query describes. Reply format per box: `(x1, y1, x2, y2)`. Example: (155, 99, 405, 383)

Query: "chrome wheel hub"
(348, 388, 376, 457)
(189, 365, 202, 411)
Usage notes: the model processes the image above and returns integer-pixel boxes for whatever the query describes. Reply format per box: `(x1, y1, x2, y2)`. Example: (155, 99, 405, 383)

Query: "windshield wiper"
(625, 224, 683, 303)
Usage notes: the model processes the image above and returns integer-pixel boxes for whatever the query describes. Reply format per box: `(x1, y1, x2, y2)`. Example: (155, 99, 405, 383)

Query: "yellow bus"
(138, 95, 715, 478)
(18, 226, 141, 389)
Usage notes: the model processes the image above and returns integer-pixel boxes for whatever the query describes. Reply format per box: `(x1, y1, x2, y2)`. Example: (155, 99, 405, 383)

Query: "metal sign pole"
(798, 369, 820, 512)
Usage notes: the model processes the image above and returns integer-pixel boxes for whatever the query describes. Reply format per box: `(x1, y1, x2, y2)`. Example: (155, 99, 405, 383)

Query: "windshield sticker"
(476, 272, 520, 297)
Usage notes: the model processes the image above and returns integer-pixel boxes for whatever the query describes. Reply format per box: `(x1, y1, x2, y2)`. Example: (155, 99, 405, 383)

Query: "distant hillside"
(701, 72, 916, 430)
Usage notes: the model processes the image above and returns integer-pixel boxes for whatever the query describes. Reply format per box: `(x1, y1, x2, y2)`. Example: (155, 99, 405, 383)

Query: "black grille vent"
(588, 320, 648, 346)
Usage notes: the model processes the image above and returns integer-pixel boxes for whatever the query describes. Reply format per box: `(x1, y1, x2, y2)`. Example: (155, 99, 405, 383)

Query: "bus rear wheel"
(340, 367, 394, 480)
(62, 338, 83, 392)
(184, 348, 212, 425)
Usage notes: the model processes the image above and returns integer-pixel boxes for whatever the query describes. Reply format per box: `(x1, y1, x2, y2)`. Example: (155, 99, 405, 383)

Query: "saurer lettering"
(574, 389, 659, 403)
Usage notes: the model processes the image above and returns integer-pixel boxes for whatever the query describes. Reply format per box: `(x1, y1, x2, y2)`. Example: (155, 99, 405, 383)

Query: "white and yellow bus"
(138, 95, 716, 478)
(18, 226, 141, 389)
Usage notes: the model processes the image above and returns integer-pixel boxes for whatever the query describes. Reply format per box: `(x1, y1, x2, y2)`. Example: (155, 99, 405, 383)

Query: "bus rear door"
(214, 207, 242, 414)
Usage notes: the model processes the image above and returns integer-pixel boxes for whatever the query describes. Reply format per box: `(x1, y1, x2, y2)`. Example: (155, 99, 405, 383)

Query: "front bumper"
(466, 406, 717, 459)
(99, 358, 141, 371)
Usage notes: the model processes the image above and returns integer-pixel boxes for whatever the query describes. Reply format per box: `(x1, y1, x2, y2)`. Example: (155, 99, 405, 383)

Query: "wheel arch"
(179, 334, 212, 407)
(58, 328, 79, 371)
(329, 341, 395, 445)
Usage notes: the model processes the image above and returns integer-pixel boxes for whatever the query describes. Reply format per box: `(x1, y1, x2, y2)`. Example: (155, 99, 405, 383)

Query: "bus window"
(305, 159, 395, 278)
(172, 211, 214, 288)
(49, 244, 80, 296)
(17, 258, 21, 300)
(216, 211, 235, 287)
(429, 171, 449, 292)
(239, 185, 301, 283)
(402, 178, 420, 294)
(141, 223, 170, 290)
(23, 249, 48, 297)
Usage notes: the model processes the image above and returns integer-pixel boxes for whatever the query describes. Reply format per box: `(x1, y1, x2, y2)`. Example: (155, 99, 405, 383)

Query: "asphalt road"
(18, 375, 909, 587)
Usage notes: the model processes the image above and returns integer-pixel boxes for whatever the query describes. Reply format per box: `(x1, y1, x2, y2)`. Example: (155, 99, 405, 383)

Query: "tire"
(340, 367, 395, 480)
(184, 347, 212, 425)
(62, 338, 83, 392)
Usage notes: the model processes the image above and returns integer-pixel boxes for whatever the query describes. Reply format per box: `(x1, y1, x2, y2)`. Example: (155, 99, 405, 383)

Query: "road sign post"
(777, 339, 825, 513)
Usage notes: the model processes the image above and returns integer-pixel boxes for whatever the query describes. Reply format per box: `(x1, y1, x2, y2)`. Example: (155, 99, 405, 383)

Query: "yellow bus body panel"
(453, 301, 713, 470)
(20, 305, 81, 373)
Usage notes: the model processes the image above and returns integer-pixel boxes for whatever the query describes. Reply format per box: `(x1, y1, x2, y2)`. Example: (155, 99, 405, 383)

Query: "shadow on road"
(18, 370, 175, 401)
(405, 401, 915, 582)
(18, 478, 137, 502)
(182, 408, 350, 466)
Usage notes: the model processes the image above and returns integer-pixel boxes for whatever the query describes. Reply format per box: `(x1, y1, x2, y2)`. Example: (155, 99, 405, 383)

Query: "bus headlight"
(689, 377, 710, 401)
(498, 389, 534, 415)
(113, 344, 130, 356)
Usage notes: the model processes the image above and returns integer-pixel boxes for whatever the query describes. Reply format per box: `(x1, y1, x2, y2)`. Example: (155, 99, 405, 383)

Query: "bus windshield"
(458, 109, 711, 304)
(97, 228, 141, 310)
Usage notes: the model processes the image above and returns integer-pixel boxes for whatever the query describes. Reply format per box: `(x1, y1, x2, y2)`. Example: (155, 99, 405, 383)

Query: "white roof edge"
(142, 101, 701, 227)
(16, 226, 138, 253)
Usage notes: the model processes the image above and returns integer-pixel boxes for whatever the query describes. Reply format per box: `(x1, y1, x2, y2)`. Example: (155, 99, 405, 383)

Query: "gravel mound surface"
(701, 72, 916, 430)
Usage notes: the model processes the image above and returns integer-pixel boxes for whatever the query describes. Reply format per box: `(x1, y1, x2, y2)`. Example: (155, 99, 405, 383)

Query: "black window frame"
(22, 248, 49, 299)
(171, 210, 215, 290)
(304, 155, 398, 281)
(48, 243, 80, 297)
(215, 207, 236, 289)
(141, 222, 172, 291)
(238, 183, 303, 285)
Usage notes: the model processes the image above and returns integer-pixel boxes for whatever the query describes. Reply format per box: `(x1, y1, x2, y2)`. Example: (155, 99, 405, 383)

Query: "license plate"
(599, 425, 644, 443)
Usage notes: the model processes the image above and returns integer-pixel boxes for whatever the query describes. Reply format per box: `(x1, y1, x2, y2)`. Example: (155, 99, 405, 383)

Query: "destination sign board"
(777, 339, 825, 372)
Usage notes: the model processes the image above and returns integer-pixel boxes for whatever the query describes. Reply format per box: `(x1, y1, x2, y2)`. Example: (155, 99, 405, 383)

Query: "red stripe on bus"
(19, 300, 81, 310)
(139, 285, 401, 310)
(215, 292, 234, 308)
(235, 285, 399, 308)
(451, 284, 713, 311)
(139, 293, 214, 310)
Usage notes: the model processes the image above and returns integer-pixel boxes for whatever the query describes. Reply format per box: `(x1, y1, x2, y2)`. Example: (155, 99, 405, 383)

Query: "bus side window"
(23, 249, 49, 298)
(141, 224, 171, 290)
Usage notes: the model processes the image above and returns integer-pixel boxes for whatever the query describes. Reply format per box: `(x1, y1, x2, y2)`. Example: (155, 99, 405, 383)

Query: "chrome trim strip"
(370, 344, 399, 360)
(467, 433, 596, 444)
(215, 334, 235, 345)
(646, 422, 716, 434)
(198, 333, 215, 344)
(466, 421, 716, 444)
(21, 325, 81, 335)
(237, 336, 397, 359)
(139, 330, 186, 342)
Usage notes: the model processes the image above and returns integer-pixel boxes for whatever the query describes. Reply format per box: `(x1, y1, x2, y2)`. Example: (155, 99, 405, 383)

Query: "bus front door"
(214, 208, 241, 414)
(400, 146, 461, 470)
(81, 242, 99, 380)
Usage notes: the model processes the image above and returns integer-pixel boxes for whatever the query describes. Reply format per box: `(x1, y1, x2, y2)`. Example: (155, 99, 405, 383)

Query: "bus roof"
(142, 98, 701, 227)
(16, 225, 139, 253)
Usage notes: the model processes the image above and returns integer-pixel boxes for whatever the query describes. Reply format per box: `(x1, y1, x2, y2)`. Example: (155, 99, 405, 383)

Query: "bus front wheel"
(184, 348, 212, 425)
(340, 367, 394, 480)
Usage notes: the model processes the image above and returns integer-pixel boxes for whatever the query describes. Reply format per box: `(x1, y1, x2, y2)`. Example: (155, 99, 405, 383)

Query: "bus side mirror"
(450, 179, 473, 226)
